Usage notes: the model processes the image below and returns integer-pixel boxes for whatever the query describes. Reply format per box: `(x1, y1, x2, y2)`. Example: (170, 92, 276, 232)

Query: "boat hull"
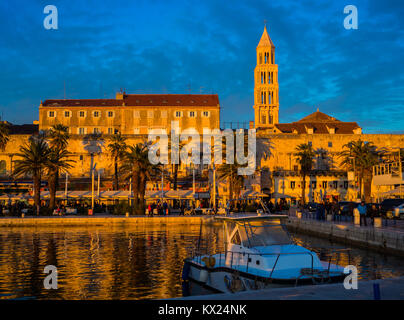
(183, 259, 347, 295)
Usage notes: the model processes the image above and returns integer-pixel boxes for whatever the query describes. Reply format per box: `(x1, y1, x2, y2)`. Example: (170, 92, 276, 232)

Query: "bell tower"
(253, 25, 279, 130)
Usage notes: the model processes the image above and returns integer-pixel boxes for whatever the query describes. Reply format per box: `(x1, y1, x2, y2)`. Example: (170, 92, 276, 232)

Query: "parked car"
(380, 198, 404, 219)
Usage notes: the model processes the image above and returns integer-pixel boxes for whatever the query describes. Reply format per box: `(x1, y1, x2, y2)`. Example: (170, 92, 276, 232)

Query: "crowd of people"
(298, 198, 385, 227)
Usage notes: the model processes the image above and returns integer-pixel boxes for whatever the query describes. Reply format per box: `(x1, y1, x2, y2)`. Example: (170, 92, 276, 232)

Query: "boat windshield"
(237, 221, 292, 247)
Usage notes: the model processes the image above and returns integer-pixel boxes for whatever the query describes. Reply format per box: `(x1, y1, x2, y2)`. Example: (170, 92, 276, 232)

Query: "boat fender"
(182, 262, 191, 280)
(201, 256, 216, 268)
(199, 269, 209, 283)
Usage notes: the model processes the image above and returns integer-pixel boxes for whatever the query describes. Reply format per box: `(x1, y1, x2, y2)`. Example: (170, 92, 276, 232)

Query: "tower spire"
(253, 26, 279, 130)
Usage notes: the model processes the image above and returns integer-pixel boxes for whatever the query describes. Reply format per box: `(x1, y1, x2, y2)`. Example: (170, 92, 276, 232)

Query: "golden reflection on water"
(0, 224, 223, 300)
(0, 224, 403, 300)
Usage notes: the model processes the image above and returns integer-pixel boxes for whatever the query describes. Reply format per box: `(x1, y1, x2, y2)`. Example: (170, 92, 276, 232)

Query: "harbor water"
(0, 222, 403, 299)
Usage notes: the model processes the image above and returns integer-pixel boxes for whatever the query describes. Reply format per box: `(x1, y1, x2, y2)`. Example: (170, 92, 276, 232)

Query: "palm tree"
(13, 136, 50, 215)
(107, 133, 127, 190)
(339, 139, 385, 202)
(215, 131, 271, 205)
(121, 143, 161, 214)
(46, 124, 72, 208)
(82, 132, 104, 179)
(0, 122, 10, 151)
(46, 149, 74, 209)
(47, 124, 69, 151)
(295, 143, 315, 204)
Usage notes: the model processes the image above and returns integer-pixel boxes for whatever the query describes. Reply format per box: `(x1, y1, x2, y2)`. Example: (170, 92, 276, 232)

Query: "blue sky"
(0, 0, 403, 133)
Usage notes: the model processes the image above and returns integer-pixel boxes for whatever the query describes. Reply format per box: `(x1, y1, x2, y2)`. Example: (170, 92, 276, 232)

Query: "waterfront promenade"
(0, 214, 214, 227)
(286, 210, 404, 257)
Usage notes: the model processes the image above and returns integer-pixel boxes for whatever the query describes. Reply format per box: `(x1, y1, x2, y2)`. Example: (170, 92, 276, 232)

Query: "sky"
(0, 0, 403, 133)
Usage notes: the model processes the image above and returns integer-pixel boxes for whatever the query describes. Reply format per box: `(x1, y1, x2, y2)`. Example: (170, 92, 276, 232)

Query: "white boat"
(182, 215, 350, 294)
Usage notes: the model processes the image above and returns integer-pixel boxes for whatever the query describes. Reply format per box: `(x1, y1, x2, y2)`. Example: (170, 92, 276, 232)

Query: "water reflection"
(0, 223, 403, 300)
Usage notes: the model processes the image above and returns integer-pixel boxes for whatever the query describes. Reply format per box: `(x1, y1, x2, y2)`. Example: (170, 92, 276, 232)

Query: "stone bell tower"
(253, 25, 279, 130)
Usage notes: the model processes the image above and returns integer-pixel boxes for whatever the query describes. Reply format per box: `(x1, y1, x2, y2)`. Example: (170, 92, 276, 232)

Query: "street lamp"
(348, 156, 359, 201)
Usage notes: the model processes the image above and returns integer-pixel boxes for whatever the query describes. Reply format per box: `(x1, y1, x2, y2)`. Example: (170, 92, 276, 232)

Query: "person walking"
(357, 201, 367, 226)
(332, 200, 340, 222)
(369, 204, 380, 226)
(225, 200, 230, 216)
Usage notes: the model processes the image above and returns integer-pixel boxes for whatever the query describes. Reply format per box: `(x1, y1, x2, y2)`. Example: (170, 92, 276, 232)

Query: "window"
(311, 181, 317, 189)
(48, 111, 55, 118)
(174, 111, 183, 118)
(78, 127, 86, 135)
(134, 128, 140, 134)
(134, 110, 140, 118)
(189, 111, 196, 118)
(322, 181, 327, 189)
(202, 111, 210, 118)
(147, 110, 153, 118)
(79, 111, 86, 118)
(344, 181, 348, 189)
(333, 181, 338, 189)
(93, 111, 100, 118)
(107, 111, 114, 118)
(93, 128, 101, 134)
(161, 111, 167, 118)
(290, 181, 296, 189)
(79, 155, 84, 161)
(107, 128, 114, 134)
(328, 142, 333, 148)
(64, 111, 71, 118)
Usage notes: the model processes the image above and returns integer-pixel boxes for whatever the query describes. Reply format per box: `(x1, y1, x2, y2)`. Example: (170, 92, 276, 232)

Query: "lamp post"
(65, 172, 68, 203)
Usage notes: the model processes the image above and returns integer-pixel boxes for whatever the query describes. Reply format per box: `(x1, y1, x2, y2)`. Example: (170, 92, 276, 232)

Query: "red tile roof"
(42, 94, 220, 108)
(274, 110, 361, 134)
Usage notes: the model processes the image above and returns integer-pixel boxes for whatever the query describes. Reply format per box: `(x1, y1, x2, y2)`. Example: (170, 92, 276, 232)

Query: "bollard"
(21, 213, 25, 218)
(373, 283, 381, 300)
(88, 209, 93, 216)
(374, 217, 382, 228)
(126, 212, 129, 217)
